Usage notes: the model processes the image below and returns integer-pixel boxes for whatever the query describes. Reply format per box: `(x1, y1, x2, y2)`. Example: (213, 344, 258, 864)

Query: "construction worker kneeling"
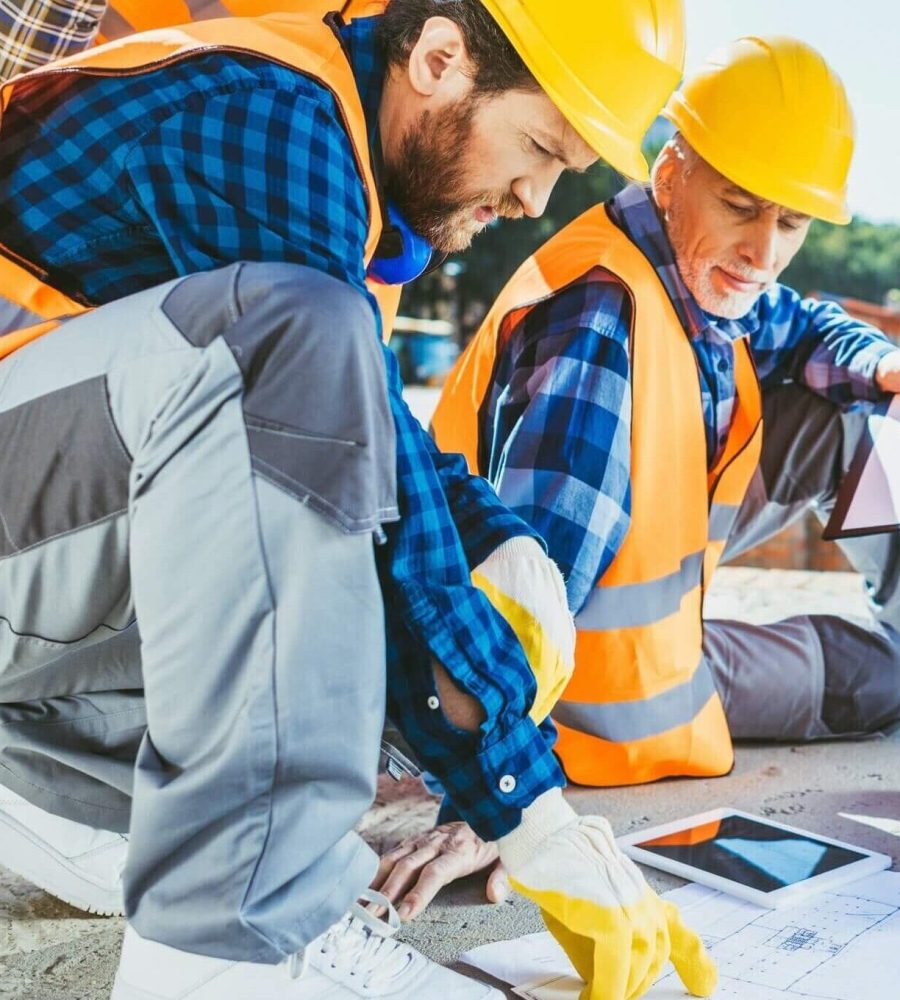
(434, 35, 900, 788)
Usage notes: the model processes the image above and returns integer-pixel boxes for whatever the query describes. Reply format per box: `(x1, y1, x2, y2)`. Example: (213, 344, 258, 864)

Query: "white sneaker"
(0, 784, 126, 915)
(111, 889, 504, 999)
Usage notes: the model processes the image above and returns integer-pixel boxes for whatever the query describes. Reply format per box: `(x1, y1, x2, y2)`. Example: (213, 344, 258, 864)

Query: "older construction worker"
(0, 1, 718, 999)
(423, 34, 900, 913)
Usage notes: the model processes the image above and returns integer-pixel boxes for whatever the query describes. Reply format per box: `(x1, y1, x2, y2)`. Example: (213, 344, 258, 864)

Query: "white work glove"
(471, 537, 575, 723)
(498, 789, 718, 1000)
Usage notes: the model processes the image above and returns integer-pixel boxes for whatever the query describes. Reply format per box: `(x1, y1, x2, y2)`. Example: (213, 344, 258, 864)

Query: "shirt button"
(718, 359, 729, 373)
(499, 774, 517, 794)
(427, 695, 440, 710)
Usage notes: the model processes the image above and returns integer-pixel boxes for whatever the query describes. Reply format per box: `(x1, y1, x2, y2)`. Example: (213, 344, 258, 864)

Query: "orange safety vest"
(433, 204, 763, 786)
(0, 8, 399, 361)
(97, 0, 388, 42)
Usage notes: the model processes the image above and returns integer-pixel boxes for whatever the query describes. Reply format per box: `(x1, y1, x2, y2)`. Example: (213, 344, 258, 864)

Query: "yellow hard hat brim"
(480, 2, 684, 181)
(660, 37, 855, 226)
(663, 98, 852, 224)
(545, 88, 652, 181)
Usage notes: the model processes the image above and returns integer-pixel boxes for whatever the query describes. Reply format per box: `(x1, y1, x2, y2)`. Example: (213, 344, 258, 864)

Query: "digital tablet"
(618, 808, 892, 908)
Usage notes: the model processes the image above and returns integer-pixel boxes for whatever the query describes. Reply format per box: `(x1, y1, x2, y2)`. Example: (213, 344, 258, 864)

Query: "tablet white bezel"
(617, 807, 892, 908)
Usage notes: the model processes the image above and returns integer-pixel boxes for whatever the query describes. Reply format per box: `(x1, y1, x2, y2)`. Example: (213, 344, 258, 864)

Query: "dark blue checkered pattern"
(382, 350, 564, 837)
(482, 183, 896, 615)
(0, 51, 372, 304)
(484, 270, 634, 613)
(0, 15, 563, 839)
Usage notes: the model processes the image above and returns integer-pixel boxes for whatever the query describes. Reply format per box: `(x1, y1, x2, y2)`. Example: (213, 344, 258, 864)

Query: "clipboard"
(823, 395, 900, 540)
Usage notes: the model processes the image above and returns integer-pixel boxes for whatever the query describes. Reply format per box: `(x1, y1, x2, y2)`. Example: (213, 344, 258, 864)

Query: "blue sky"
(684, 0, 900, 224)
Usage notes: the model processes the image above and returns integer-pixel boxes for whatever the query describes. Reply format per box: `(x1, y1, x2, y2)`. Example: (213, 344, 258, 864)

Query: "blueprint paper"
(839, 812, 900, 838)
(461, 872, 900, 999)
(458, 932, 571, 986)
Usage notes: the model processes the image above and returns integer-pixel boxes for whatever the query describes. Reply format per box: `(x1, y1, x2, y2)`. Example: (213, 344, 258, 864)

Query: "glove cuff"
(496, 788, 577, 872)
(482, 536, 546, 564)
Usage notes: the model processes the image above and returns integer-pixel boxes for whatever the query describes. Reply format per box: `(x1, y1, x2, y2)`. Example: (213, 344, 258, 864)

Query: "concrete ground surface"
(2, 388, 897, 998)
(1, 564, 896, 998)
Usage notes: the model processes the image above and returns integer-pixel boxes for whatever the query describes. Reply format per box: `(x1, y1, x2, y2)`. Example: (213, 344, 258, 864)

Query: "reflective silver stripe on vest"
(186, 0, 232, 18)
(0, 298, 48, 336)
(553, 658, 717, 743)
(576, 550, 704, 631)
(709, 502, 740, 543)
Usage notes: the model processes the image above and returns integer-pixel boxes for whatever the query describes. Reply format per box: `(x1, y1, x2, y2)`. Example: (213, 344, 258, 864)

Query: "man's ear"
(651, 142, 679, 213)
(406, 16, 472, 99)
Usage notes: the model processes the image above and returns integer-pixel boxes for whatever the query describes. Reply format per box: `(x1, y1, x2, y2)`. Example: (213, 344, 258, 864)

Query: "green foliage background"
(782, 217, 900, 302)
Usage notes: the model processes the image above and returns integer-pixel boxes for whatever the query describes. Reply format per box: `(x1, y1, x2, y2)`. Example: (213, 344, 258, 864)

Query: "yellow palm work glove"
(498, 790, 718, 1000)
(471, 537, 575, 723)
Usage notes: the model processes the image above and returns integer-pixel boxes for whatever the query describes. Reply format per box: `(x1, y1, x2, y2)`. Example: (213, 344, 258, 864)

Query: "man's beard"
(385, 98, 522, 254)
(666, 202, 768, 320)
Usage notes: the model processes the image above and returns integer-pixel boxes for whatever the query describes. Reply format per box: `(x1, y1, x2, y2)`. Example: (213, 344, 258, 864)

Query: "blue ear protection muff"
(367, 201, 436, 286)
(366, 123, 444, 286)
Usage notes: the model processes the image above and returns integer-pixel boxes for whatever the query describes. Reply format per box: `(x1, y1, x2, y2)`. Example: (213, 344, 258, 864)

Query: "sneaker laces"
(287, 889, 415, 988)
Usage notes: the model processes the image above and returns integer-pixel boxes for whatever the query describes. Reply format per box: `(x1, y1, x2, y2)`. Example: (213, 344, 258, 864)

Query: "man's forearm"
(432, 659, 485, 732)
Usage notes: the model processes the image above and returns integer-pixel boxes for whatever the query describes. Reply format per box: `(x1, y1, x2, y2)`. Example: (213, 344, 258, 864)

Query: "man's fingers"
(372, 823, 499, 921)
(486, 860, 509, 903)
(664, 901, 718, 998)
(626, 922, 668, 1000)
(376, 844, 444, 910)
(371, 841, 421, 892)
(396, 854, 469, 921)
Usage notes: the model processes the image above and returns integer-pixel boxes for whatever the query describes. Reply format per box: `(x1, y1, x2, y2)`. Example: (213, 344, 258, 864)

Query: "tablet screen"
(633, 814, 867, 894)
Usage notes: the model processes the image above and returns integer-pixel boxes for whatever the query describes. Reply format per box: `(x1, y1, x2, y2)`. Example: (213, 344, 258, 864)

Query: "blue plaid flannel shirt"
(483, 183, 898, 614)
(0, 14, 563, 838)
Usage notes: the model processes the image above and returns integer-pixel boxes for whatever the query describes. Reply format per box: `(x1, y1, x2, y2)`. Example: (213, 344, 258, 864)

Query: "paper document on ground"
(461, 872, 900, 999)
(839, 812, 900, 838)
(824, 395, 900, 539)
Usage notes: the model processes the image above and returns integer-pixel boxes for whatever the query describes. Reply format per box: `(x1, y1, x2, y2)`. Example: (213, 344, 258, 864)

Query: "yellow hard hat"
(478, 0, 686, 181)
(662, 36, 855, 224)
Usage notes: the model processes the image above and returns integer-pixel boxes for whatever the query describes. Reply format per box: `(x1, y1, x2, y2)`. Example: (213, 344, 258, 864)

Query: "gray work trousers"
(706, 384, 900, 741)
(0, 263, 397, 962)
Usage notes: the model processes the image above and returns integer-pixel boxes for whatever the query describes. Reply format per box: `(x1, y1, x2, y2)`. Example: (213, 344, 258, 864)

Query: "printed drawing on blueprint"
(659, 872, 900, 999)
(464, 872, 900, 1000)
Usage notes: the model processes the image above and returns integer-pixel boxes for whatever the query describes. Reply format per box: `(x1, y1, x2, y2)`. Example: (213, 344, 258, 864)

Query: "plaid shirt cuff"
(804, 338, 898, 405)
(439, 717, 565, 841)
(384, 577, 566, 840)
(845, 340, 899, 400)
(386, 635, 565, 840)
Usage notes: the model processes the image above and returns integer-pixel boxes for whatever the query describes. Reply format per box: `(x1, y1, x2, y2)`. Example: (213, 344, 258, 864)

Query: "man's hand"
(370, 822, 509, 921)
(498, 789, 718, 1000)
(875, 350, 900, 394)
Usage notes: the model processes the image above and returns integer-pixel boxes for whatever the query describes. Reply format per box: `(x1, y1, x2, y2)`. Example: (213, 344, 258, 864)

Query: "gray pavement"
(0, 564, 895, 998)
(397, 567, 900, 997)
(1, 389, 897, 998)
